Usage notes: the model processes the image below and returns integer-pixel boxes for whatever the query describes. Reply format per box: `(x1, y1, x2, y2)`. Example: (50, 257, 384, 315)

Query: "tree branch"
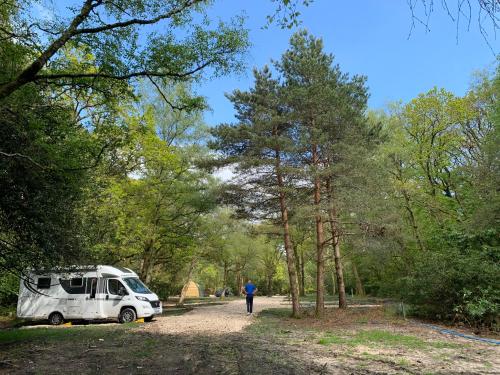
(146, 75, 190, 112)
(0, 0, 101, 100)
(33, 60, 213, 82)
(0, 151, 46, 169)
(74, 0, 203, 35)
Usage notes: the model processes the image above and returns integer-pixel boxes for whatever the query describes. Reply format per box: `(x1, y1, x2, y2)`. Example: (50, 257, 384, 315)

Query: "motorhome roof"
(30, 265, 136, 276)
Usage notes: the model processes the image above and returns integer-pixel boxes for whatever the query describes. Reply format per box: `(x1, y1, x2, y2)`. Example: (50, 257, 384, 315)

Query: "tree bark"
(274, 145, 301, 318)
(223, 262, 228, 290)
(235, 269, 242, 297)
(331, 264, 336, 295)
(266, 274, 273, 297)
(312, 143, 325, 317)
(352, 261, 365, 296)
(326, 178, 347, 309)
(402, 189, 425, 251)
(140, 239, 154, 283)
(300, 249, 305, 297)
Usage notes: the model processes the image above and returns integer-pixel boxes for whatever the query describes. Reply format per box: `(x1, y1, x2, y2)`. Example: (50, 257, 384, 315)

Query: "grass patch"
(258, 308, 294, 319)
(361, 352, 387, 362)
(318, 334, 345, 345)
(318, 329, 460, 350)
(297, 294, 386, 305)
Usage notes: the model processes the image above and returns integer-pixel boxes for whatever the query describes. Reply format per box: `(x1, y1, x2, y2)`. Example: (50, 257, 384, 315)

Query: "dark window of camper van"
(59, 278, 86, 294)
(108, 279, 127, 296)
(70, 278, 83, 287)
(37, 277, 51, 289)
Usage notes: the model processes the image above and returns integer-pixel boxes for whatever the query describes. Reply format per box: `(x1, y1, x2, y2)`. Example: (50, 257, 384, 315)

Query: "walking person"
(242, 279, 257, 315)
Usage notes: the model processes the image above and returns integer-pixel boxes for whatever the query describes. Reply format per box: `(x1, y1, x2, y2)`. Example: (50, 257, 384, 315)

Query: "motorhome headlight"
(135, 296, 149, 302)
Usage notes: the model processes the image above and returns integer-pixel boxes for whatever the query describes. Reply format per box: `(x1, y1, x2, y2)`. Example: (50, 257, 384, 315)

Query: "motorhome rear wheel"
(48, 312, 64, 325)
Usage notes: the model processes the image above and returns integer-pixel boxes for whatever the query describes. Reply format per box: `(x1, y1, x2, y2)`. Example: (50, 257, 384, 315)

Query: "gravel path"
(143, 296, 285, 335)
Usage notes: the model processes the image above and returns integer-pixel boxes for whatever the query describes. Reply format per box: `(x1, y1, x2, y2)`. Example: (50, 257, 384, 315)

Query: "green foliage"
(318, 330, 460, 349)
(400, 230, 499, 324)
(339, 62, 499, 329)
(0, 273, 18, 307)
(0, 37, 101, 273)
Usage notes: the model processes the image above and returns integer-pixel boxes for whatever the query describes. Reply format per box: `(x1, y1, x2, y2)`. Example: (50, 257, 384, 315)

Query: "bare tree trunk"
(352, 261, 365, 296)
(402, 189, 425, 251)
(236, 269, 242, 296)
(312, 143, 325, 317)
(300, 249, 305, 297)
(266, 274, 273, 297)
(326, 178, 347, 309)
(331, 265, 336, 295)
(178, 257, 197, 305)
(140, 239, 154, 283)
(274, 145, 301, 318)
(332, 232, 347, 308)
(223, 262, 228, 290)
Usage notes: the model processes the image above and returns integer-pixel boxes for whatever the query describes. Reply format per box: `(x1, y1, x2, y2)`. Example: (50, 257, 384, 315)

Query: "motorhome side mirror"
(118, 287, 126, 296)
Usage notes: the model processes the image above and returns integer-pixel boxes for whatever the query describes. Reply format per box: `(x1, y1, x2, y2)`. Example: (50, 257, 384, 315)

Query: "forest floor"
(0, 296, 498, 374)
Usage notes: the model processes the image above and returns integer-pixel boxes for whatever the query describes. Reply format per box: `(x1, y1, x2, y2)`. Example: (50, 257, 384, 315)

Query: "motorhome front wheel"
(48, 312, 64, 325)
(119, 307, 136, 323)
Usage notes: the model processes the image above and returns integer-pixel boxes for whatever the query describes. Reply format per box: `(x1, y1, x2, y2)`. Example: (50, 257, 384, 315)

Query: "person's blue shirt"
(244, 282, 256, 296)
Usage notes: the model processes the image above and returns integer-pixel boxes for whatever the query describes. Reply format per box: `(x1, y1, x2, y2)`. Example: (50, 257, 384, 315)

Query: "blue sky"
(196, 0, 498, 127)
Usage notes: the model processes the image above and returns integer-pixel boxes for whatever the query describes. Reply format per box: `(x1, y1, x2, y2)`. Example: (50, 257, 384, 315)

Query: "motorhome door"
(102, 278, 128, 318)
(83, 277, 99, 319)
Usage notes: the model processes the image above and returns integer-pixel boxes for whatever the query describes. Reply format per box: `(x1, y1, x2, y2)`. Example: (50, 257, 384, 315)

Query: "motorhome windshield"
(123, 277, 152, 294)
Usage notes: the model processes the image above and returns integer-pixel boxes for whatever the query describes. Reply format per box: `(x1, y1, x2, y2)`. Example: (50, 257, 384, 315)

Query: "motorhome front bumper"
(150, 300, 162, 315)
(138, 300, 162, 317)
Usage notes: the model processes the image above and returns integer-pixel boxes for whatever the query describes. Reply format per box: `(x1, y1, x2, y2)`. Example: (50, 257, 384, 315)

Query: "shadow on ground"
(0, 325, 330, 374)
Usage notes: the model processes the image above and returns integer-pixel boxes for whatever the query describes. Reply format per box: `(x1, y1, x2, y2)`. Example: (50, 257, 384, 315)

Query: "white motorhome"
(17, 265, 162, 325)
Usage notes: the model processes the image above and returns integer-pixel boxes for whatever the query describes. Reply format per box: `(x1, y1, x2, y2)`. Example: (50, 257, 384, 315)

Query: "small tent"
(182, 280, 203, 298)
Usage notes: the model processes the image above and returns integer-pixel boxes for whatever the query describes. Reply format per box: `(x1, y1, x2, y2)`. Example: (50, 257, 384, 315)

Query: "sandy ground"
(142, 296, 285, 335)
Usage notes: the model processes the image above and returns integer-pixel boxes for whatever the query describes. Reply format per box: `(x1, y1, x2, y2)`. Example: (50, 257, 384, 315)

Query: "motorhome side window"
(37, 277, 51, 289)
(59, 278, 86, 294)
(108, 279, 127, 295)
(70, 278, 83, 287)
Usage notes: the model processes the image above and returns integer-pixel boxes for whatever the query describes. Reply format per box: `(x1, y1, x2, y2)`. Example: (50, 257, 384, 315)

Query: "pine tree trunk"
(352, 261, 365, 296)
(326, 178, 347, 309)
(274, 146, 301, 318)
(332, 232, 347, 308)
(331, 265, 336, 295)
(312, 143, 325, 317)
(294, 246, 302, 295)
(300, 250, 305, 297)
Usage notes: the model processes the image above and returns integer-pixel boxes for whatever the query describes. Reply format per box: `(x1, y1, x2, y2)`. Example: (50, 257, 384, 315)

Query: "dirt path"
(143, 296, 285, 335)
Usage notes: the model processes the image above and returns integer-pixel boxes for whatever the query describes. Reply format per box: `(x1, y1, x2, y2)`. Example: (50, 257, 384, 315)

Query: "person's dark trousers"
(246, 295, 254, 313)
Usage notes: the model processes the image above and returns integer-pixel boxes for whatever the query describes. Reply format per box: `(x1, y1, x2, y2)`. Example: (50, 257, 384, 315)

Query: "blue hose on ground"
(413, 321, 500, 345)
